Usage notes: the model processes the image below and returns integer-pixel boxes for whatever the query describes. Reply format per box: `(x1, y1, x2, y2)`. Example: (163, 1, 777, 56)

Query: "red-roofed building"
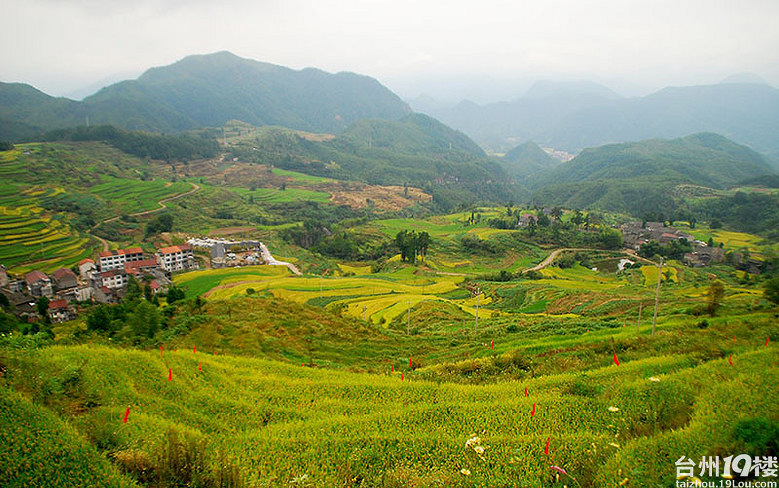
(100, 268, 128, 290)
(156, 244, 195, 272)
(78, 258, 96, 280)
(48, 298, 75, 323)
(98, 247, 145, 271)
(25, 270, 52, 297)
(124, 259, 159, 277)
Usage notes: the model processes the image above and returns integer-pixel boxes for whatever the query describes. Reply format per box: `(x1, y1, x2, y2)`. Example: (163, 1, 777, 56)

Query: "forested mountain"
(530, 133, 776, 217)
(0, 52, 411, 141)
(427, 82, 779, 159)
(228, 114, 522, 207)
(500, 141, 561, 180)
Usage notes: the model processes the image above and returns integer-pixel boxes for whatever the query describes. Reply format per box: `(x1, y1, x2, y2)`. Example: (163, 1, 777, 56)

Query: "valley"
(1, 51, 778, 488)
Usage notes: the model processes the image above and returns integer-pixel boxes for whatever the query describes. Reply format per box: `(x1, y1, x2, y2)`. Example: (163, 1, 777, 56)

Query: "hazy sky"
(3, 0, 778, 102)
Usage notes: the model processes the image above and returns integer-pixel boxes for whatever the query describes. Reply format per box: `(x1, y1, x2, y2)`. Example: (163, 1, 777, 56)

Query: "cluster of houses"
(186, 238, 262, 268)
(620, 221, 727, 267)
(0, 244, 197, 324)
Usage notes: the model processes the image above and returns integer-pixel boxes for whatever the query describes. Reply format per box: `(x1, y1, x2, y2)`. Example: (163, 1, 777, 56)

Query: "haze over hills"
(0, 51, 411, 141)
(530, 132, 777, 215)
(421, 80, 779, 160)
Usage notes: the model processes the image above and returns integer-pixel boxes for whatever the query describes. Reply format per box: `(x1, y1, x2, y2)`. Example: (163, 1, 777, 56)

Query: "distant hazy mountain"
(530, 133, 776, 215)
(425, 80, 622, 151)
(430, 81, 779, 159)
(0, 51, 411, 140)
(500, 141, 561, 180)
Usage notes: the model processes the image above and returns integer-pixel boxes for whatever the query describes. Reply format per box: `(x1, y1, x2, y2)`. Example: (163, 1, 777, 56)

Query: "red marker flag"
(123, 407, 130, 424)
(168, 368, 172, 381)
(728, 355, 733, 366)
(401, 373, 404, 381)
(613, 353, 620, 366)
(531, 403, 536, 417)
(490, 340, 494, 349)
(160, 345, 163, 357)
(391, 365, 394, 372)
(766, 337, 770, 346)
(409, 358, 412, 368)
(198, 362, 202, 371)
(544, 436, 550, 456)
(193, 346, 196, 354)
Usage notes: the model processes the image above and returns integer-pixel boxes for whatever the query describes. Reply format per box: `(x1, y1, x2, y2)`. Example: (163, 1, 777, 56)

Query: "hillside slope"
(529, 133, 777, 218)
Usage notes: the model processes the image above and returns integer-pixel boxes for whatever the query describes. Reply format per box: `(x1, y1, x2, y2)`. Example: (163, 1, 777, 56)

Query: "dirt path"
(88, 182, 201, 251)
(523, 247, 659, 273)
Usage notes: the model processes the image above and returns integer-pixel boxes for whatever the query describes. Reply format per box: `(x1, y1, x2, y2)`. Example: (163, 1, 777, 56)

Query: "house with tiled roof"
(51, 268, 79, 291)
(78, 258, 96, 280)
(48, 299, 75, 323)
(100, 268, 129, 290)
(98, 247, 145, 271)
(156, 244, 195, 272)
(25, 270, 52, 297)
(124, 259, 159, 278)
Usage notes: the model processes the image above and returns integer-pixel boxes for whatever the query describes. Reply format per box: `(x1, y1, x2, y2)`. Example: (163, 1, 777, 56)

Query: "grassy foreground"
(1, 307, 776, 487)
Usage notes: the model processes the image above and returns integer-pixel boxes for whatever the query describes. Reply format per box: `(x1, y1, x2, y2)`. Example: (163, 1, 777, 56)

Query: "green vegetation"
(42, 125, 219, 161)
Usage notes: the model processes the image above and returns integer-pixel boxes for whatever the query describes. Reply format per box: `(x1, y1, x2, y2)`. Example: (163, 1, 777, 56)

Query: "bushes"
(113, 429, 245, 488)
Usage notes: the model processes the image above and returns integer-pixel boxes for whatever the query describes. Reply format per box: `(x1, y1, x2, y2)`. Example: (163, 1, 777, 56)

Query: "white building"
(156, 244, 195, 272)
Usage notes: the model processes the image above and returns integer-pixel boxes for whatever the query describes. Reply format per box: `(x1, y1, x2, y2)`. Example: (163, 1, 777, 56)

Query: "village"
(0, 237, 295, 324)
(0, 221, 761, 325)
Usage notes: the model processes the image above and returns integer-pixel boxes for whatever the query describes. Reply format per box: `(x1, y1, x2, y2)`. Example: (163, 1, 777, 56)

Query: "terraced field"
(175, 265, 493, 324)
(2, 310, 775, 487)
(87, 176, 192, 214)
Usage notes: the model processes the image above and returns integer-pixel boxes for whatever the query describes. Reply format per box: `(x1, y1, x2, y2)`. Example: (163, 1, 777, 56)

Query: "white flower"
(474, 446, 485, 455)
(460, 468, 471, 476)
(465, 436, 481, 448)
(608, 406, 620, 412)
(648, 376, 660, 382)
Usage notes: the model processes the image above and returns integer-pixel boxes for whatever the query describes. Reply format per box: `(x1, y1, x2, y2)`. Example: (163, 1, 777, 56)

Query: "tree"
(707, 281, 725, 317)
(146, 213, 174, 236)
(0, 293, 9, 310)
(166, 286, 186, 304)
(36, 296, 50, 323)
(764, 276, 779, 305)
(86, 304, 112, 332)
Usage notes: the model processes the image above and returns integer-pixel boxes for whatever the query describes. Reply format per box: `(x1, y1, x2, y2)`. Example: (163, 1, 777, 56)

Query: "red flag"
(524, 386, 528, 397)
(409, 358, 412, 368)
(490, 340, 494, 348)
(391, 365, 394, 372)
(544, 436, 550, 456)
(766, 337, 770, 346)
(123, 407, 130, 424)
(728, 355, 733, 366)
(401, 373, 404, 381)
(160, 345, 163, 357)
(193, 346, 196, 354)
(214, 351, 217, 356)
(531, 403, 536, 417)
(613, 353, 620, 366)
(198, 362, 202, 371)
(168, 368, 172, 381)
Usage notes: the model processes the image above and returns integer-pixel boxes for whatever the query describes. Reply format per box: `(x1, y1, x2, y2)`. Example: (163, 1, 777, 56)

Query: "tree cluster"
(395, 230, 430, 263)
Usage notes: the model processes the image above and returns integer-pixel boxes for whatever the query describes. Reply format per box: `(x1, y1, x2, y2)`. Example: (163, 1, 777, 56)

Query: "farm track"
(524, 247, 659, 273)
(89, 182, 200, 251)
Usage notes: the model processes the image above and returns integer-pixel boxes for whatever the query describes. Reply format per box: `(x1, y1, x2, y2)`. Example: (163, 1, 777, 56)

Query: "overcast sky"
(3, 0, 778, 102)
